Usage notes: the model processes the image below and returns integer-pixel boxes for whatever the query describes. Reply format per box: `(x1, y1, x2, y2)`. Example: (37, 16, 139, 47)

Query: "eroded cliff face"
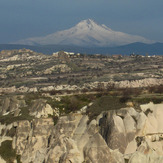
(0, 96, 26, 116)
(0, 102, 163, 162)
(98, 102, 163, 163)
(11, 114, 122, 163)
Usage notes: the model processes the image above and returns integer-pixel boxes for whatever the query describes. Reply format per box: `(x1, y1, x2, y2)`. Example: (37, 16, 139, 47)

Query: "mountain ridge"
(12, 19, 155, 47)
(1, 42, 163, 55)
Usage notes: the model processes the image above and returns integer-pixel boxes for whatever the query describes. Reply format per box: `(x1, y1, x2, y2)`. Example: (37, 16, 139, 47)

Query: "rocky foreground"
(0, 101, 163, 163)
(0, 49, 163, 162)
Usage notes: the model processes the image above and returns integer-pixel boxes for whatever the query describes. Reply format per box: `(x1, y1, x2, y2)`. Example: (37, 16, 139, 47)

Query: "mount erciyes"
(13, 19, 155, 47)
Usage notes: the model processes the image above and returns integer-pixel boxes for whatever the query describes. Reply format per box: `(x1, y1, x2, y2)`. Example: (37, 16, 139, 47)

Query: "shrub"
(0, 140, 17, 162)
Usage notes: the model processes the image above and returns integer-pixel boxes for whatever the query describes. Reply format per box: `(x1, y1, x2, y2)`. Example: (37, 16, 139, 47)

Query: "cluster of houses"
(130, 53, 156, 58)
(0, 49, 159, 59)
(53, 51, 81, 58)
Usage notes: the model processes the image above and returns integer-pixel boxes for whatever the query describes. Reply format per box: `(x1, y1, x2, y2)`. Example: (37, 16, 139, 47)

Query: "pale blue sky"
(0, 0, 163, 44)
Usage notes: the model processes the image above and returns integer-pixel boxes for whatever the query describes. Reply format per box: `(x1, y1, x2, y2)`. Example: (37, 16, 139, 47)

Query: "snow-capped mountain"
(13, 19, 155, 47)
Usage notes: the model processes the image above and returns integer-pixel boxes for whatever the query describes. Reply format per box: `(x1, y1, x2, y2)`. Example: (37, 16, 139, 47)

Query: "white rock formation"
(29, 99, 53, 118)
(1, 102, 163, 162)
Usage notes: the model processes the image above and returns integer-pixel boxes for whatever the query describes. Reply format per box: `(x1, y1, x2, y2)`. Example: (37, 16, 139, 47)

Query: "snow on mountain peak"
(77, 19, 96, 25)
(75, 19, 98, 30)
(13, 19, 155, 47)
(74, 19, 112, 35)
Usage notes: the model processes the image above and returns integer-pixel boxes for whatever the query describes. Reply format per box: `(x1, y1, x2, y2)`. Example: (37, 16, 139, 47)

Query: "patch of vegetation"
(133, 95, 163, 104)
(47, 94, 96, 115)
(67, 62, 81, 72)
(5, 127, 16, 138)
(148, 85, 163, 94)
(0, 140, 16, 162)
(13, 80, 37, 88)
(24, 93, 43, 106)
(19, 107, 34, 121)
(52, 116, 59, 125)
(16, 155, 22, 163)
(87, 95, 127, 120)
(61, 96, 85, 113)
(0, 106, 34, 125)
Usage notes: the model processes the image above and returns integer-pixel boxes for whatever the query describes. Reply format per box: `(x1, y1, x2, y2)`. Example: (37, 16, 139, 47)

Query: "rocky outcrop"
(44, 64, 71, 74)
(98, 102, 163, 162)
(99, 108, 137, 154)
(0, 96, 26, 116)
(13, 118, 54, 163)
(0, 156, 6, 163)
(0, 123, 14, 145)
(115, 78, 163, 88)
(45, 113, 123, 163)
(0, 102, 163, 162)
(8, 113, 124, 163)
(128, 141, 163, 163)
(29, 99, 53, 118)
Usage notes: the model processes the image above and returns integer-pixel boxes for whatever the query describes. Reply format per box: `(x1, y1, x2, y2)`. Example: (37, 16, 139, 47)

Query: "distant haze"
(0, 0, 163, 44)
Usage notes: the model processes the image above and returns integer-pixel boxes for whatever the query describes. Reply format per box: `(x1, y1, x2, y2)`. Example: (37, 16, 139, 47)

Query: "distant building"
(112, 54, 122, 58)
(53, 51, 79, 58)
(52, 52, 59, 57)
(130, 53, 144, 58)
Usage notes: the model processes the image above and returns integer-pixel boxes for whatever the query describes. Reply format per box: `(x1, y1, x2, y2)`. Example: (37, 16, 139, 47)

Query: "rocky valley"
(0, 49, 163, 163)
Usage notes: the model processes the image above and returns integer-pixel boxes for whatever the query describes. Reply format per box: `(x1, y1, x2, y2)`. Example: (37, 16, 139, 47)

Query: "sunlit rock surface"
(0, 102, 163, 162)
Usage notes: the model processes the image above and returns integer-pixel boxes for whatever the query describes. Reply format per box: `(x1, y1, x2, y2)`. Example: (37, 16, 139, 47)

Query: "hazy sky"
(0, 0, 163, 44)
